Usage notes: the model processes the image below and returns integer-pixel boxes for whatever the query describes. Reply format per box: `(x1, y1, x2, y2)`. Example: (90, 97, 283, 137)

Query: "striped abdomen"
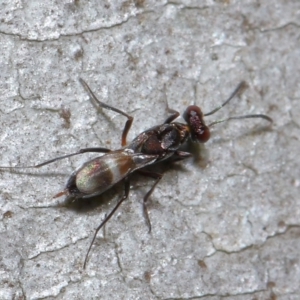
(74, 151, 157, 197)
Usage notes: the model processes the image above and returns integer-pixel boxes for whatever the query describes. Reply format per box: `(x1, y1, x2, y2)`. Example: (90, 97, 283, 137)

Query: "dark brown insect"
(1, 79, 272, 268)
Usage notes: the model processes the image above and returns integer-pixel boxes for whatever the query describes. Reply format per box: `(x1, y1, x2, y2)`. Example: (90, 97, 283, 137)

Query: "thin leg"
(162, 84, 180, 124)
(83, 177, 130, 269)
(164, 108, 180, 124)
(79, 78, 133, 146)
(0, 147, 111, 169)
(138, 170, 163, 233)
(170, 150, 193, 162)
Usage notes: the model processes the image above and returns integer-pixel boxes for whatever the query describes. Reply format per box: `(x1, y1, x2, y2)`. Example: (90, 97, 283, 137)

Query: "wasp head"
(183, 105, 210, 143)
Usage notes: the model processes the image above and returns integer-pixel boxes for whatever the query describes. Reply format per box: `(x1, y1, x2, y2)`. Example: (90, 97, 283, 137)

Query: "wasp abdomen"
(75, 151, 156, 196)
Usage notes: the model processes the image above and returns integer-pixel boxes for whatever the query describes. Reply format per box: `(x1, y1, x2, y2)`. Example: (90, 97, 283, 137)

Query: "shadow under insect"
(62, 180, 124, 214)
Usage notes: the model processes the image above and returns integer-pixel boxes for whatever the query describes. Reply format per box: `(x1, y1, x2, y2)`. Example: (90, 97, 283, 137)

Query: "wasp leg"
(35, 147, 111, 167)
(161, 84, 179, 124)
(138, 170, 163, 233)
(83, 177, 130, 269)
(164, 108, 179, 124)
(79, 78, 133, 147)
(169, 150, 192, 162)
(0, 147, 111, 169)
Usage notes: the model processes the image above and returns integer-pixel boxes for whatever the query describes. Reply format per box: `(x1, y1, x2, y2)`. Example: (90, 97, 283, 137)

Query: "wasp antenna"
(208, 114, 273, 128)
(204, 81, 248, 117)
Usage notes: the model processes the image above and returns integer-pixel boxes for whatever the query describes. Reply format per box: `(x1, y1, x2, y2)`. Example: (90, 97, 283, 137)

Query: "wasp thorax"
(183, 105, 210, 143)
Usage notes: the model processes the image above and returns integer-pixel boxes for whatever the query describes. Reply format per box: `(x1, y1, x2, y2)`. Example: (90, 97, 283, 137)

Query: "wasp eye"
(183, 105, 210, 143)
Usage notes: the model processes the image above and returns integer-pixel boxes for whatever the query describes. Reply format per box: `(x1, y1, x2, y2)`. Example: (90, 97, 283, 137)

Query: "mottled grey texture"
(0, 1, 299, 299)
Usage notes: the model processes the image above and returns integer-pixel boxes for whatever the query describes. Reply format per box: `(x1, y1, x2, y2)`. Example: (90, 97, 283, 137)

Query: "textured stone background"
(0, 1, 299, 299)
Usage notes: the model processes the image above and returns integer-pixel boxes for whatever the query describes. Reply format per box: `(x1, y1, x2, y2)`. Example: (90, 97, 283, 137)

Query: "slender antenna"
(204, 81, 247, 116)
(208, 114, 273, 127)
(203, 81, 273, 126)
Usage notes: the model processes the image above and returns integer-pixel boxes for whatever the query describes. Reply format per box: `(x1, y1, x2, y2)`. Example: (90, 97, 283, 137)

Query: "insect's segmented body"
(1, 79, 272, 268)
(65, 123, 191, 199)
(128, 123, 189, 159)
(66, 150, 157, 199)
(65, 104, 211, 200)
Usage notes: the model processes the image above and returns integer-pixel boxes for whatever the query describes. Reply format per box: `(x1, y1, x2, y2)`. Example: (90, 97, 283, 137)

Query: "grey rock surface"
(0, 1, 299, 299)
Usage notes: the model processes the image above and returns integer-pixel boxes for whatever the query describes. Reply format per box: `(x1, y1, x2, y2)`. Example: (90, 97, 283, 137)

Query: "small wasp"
(1, 79, 272, 268)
